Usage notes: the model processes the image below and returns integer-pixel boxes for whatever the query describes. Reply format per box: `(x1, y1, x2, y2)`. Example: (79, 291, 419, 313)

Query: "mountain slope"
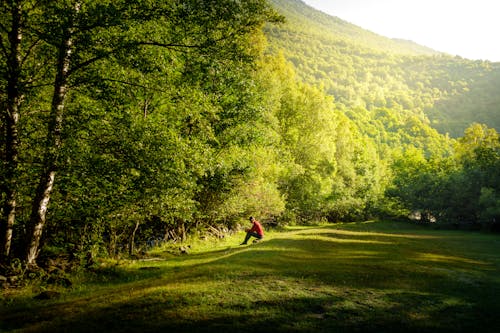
(266, 0, 500, 137)
(267, 0, 439, 56)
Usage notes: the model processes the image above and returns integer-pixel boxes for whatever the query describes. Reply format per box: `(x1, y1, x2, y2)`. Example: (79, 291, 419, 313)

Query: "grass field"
(1, 220, 500, 332)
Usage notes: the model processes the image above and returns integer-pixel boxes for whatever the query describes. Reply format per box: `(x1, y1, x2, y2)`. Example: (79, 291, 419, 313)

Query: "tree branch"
(20, 38, 42, 67)
(68, 52, 114, 76)
(68, 40, 206, 76)
(138, 41, 204, 49)
(99, 77, 169, 93)
(0, 33, 8, 59)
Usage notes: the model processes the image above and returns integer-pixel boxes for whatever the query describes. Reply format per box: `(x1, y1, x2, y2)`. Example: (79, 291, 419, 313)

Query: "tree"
(387, 124, 500, 226)
(1, 0, 22, 261)
(0, 0, 282, 266)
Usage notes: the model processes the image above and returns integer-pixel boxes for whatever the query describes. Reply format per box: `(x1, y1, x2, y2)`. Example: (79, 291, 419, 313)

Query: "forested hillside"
(264, 0, 500, 230)
(267, 0, 500, 137)
(0, 0, 499, 271)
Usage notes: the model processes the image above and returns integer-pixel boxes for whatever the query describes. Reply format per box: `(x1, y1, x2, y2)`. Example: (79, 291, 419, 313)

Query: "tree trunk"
(179, 222, 186, 242)
(24, 2, 80, 267)
(108, 227, 117, 258)
(128, 221, 140, 256)
(1, 2, 23, 263)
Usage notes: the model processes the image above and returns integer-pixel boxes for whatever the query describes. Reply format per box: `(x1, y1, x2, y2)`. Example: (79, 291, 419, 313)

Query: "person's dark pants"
(242, 232, 263, 244)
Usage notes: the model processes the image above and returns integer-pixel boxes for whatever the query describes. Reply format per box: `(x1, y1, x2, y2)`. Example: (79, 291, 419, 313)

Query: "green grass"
(2, 221, 500, 332)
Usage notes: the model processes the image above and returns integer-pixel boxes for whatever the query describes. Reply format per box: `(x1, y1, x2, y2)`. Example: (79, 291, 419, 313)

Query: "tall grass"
(1, 221, 500, 332)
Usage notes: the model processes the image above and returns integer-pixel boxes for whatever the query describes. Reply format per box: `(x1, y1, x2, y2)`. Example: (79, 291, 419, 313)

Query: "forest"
(1, 0, 499, 275)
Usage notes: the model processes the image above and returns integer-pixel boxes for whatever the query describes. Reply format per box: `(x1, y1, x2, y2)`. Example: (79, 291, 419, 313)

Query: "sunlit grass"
(1, 220, 500, 332)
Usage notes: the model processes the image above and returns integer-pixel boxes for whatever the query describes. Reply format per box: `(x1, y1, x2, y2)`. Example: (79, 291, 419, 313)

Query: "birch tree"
(0, 0, 282, 267)
(0, 1, 23, 261)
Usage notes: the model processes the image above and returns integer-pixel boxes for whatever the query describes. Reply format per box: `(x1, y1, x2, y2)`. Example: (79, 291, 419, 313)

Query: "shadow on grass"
(3, 287, 495, 333)
(2, 223, 500, 332)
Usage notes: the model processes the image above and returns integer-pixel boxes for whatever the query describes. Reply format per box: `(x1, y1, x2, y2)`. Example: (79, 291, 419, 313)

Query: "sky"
(301, 0, 500, 62)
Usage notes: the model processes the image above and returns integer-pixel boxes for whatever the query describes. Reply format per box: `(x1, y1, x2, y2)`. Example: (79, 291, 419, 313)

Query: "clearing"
(1, 221, 500, 332)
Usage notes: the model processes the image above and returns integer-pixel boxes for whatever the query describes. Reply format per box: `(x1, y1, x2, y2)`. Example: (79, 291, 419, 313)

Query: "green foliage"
(256, 54, 385, 222)
(265, 1, 499, 228)
(3, 0, 500, 265)
(388, 124, 500, 226)
(268, 0, 500, 138)
(1, 0, 284, 262)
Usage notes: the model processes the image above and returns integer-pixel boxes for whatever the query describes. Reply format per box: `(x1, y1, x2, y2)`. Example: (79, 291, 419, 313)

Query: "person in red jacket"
(240, 216, 264, 245)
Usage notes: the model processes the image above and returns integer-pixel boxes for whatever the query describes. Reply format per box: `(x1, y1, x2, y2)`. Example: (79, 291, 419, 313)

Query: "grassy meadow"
(1, 221, 500, 332)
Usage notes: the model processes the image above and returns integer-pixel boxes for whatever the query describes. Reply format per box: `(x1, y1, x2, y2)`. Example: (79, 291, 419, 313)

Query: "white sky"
(302, 0, 500, 62)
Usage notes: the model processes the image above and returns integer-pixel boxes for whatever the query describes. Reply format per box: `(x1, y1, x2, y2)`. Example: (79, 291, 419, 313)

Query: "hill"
(266, 0, 500, 137)
(266, 0, 440, 56)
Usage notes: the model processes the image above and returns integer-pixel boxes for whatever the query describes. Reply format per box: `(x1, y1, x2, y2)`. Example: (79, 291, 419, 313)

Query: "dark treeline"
(1, 0, 499, 270)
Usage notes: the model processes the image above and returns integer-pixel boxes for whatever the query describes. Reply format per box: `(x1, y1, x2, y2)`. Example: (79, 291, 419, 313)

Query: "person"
(240, 216, 264, 245)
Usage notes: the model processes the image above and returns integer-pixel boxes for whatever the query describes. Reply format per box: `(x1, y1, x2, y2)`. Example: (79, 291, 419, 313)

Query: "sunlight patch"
(293, 227, 440, 240)
(298, 234, 392, 245)
(415, 253, 489, 265)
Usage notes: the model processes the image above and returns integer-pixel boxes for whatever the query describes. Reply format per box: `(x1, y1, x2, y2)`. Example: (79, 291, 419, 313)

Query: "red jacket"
(248, 220, 264, 236)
